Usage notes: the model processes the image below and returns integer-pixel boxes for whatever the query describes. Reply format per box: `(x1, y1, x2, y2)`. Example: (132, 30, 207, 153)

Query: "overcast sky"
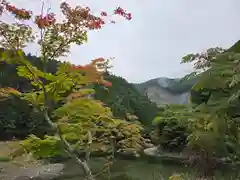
(5, 0, 240, 83)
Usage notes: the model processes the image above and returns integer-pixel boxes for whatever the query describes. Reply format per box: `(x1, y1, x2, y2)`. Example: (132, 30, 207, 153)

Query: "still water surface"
(59, 158, 240, 180)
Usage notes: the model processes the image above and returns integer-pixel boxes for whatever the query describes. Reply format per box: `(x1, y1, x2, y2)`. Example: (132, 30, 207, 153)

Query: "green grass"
(0, 156, 11, 162)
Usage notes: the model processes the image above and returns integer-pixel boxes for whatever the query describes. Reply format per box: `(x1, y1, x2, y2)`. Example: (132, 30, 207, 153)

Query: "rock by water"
(1, 163, 64, 180)
(14, 163, 64, 180)
(143, 146, 160, 157)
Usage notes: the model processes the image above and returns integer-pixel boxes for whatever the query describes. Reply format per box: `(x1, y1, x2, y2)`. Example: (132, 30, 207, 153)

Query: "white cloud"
(4, 0, 240, 83)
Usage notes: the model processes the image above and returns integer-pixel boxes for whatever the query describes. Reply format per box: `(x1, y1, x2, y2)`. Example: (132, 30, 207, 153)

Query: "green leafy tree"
(0, 1, 134, 179)
(181, 43, 240, 177)
(152, 105, 191, 152)
(0, 95, 48, 140)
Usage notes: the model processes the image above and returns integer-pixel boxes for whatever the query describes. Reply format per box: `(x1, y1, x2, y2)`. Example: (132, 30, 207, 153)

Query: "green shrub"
(0, 156, 11, 162)
(156, 117, 189, 152)
(152, 105, 191, 152)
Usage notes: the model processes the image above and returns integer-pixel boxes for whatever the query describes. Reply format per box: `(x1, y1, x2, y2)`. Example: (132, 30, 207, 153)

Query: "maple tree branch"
(0, 25, 96, 180)
(43, 111, 95, 180)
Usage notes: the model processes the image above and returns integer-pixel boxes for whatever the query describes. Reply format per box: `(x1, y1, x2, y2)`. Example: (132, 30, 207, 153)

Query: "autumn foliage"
(0, 0, 134, 179)
(0, 1, 131, 87)
(0, 0, 132, 87)
(0, 0, 131, 28)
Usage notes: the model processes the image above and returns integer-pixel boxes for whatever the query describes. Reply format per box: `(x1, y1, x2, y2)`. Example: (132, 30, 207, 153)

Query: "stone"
(143, 146, 160, 157)
(144, 143, 154, 148)
(13, 163, 64, 180)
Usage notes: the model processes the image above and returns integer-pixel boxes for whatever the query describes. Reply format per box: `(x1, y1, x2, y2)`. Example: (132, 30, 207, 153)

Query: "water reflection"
(59, 158, 240, 180)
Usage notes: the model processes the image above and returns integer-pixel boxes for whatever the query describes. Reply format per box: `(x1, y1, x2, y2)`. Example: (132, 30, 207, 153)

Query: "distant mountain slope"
(133, 77, 196, 107)
(134, 40, 240, 107)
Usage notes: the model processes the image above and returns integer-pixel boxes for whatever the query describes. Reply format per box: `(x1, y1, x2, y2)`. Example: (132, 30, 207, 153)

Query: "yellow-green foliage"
(114, 121, 143, 151)
(152, 104, 191, 125)
(17, 98, 115, 158)
(20, 135, 66, 159)
(19, 97, 143, 159)
(168, 174, 185, 180)
(186, 106, 227, 156)
(54, 98, 113, 124)
(54, 98, 116, 143)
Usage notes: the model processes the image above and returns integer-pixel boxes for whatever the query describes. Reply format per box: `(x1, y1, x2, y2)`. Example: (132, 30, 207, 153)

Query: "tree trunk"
(43, 111, 96, 180)
(82, 160, 95, 180)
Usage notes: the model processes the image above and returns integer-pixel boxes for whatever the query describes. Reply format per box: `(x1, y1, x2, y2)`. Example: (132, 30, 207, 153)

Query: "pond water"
(59, 157, 240, 180)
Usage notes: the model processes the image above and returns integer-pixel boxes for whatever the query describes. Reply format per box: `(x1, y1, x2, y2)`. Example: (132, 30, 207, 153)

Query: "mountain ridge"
(132, 77, 196, 107)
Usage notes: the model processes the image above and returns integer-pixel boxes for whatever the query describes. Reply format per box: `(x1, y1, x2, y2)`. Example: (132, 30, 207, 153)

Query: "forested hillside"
(94, 74, 158, 125)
